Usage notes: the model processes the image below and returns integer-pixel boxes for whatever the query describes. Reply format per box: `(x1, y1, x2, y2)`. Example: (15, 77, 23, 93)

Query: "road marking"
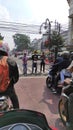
(20, 76, 47, 79)
(18, 65, 49, 75)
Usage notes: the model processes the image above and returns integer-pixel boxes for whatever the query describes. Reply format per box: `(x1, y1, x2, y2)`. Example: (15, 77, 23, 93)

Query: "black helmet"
(61, 51, 70, 59)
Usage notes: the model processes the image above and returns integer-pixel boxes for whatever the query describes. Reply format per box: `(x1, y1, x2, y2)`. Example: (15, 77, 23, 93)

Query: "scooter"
(0, 109, 58, 130)
(58, 79, 73, 128)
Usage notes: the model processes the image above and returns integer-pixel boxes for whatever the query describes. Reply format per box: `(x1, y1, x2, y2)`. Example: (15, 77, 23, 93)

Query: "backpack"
(0, 56, 10, 92)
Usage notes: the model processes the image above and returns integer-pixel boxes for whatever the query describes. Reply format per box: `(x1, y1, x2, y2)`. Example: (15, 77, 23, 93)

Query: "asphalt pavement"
(15, 76, 66, 130)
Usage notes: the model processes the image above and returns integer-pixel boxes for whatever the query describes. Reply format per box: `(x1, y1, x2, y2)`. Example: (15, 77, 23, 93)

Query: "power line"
(0, 20, 40, 27)
(0, 20, 69, 34)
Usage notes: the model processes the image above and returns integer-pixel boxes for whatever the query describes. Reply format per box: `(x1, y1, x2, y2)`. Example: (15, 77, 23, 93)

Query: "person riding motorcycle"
(49, 52, 71, 93)
(0, 41, 19, 109)
(59, 60, 73, 86)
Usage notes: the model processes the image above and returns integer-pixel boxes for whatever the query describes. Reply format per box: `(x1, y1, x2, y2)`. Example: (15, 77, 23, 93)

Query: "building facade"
(67, 0, 73, 50)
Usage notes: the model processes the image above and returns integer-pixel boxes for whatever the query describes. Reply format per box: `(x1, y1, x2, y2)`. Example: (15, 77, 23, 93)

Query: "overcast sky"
(0, 0, 69, 50)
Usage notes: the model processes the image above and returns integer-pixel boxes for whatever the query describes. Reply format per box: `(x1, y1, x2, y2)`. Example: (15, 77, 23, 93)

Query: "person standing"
(22, 52, 28, 75)
(40, 52, 46, 73)
(32, 51, 38, 74)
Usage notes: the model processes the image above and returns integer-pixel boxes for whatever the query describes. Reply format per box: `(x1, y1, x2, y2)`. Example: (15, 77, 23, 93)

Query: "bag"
(12, 63, 19, 84)
(0, 56, 10, 92)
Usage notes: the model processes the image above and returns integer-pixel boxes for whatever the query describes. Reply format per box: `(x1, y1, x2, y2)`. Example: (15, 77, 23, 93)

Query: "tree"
(51, 31, 64, 47)
(0, 33, 4, 40)
(44, 30, 64, 47)
(13, 33, 31, 51)
(50, 31, 64, 59)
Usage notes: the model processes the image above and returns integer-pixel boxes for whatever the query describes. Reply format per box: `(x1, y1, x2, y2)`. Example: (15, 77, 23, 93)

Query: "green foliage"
(13, 33, 31, 51)
(44, 31, 64, 50)
(50, 31, 64, 59)
(51, 31, 64, 48)
(0, 33, 4, 40)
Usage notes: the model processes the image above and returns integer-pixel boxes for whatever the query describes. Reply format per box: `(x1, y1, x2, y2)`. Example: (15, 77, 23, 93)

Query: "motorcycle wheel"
(46, 76, 52, 88)
(58, 99, 67, 126)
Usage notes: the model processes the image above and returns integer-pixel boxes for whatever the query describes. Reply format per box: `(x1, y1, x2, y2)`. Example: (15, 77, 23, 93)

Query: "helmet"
(61, 51, 70, 59)
(0, 41, 9, 56)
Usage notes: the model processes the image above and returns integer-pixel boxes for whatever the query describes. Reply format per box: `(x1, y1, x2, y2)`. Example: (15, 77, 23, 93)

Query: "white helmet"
(0, 41, 9, 55)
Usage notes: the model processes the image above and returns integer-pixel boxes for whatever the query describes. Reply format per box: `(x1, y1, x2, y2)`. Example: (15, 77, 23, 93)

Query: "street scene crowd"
(21, 49, 73, 94)
(22, 51, 47, 75)
(0, 39, 73, 130)
(0, 0, 73, 129)
(19, 50, 54, 75)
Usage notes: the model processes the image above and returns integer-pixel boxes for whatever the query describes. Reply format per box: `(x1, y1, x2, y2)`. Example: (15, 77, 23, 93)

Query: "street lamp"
(45, 18, 52, 46)
(39, 18, 52, 49)
(39, 22, 46, 34)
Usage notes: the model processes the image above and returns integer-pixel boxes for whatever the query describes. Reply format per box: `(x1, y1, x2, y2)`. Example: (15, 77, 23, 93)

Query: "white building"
(61, 30, 68, 45)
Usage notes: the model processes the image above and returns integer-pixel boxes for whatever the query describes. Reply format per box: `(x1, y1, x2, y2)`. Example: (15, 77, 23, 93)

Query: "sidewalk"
(15, 76, 66, 130)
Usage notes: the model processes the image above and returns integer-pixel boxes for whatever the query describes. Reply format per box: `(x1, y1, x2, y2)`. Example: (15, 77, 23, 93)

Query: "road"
(14, 77, 66, 130)
(12, 56, 66, 130)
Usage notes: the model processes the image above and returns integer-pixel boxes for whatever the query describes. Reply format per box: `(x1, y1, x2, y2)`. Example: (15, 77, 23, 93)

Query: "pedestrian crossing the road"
(18, 65, 49, 77)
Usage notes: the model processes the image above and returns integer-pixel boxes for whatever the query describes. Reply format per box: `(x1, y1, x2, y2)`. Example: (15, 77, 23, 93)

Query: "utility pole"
(54, 20, 61, 60)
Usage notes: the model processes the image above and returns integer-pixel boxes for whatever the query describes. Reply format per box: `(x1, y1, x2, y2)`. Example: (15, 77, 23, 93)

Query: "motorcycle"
(46, 68, 54, 88)
(0, 109, 58, 130)
(46, 67, 72, 94)
(58, 79, 73, 128)
(46, 67, 63, 94)
(0, 96, 13, 111)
